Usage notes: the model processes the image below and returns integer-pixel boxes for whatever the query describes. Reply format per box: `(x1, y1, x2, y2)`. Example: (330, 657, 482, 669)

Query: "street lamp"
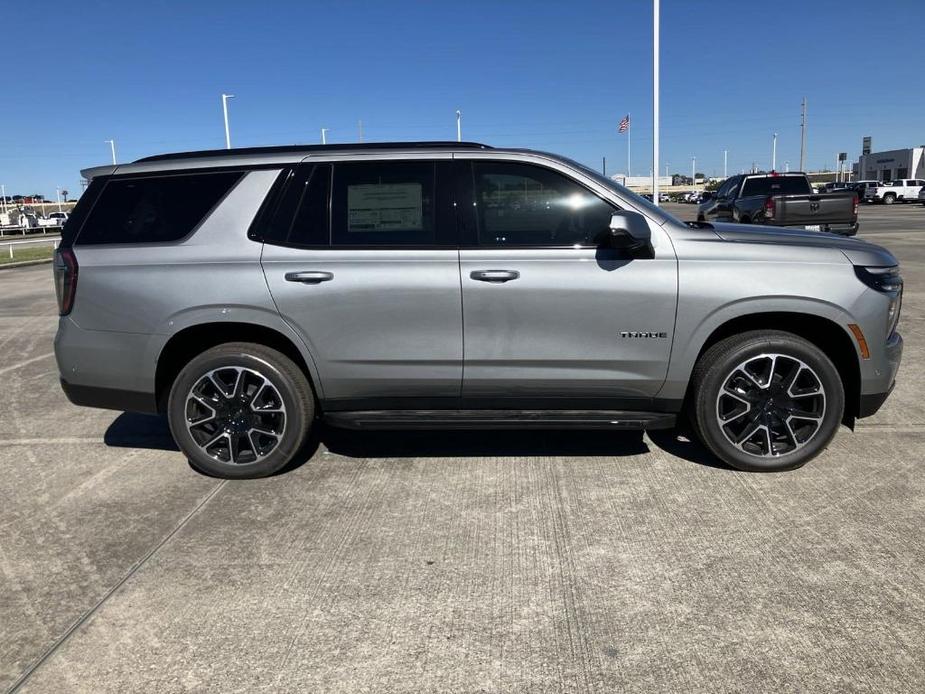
(221, 93, 235, 149)
(321, 128, 329, 145)
(652, 0, 660, 206)
(691, 156, 696, 186)
(104, 139, 117, 165)
(723, 149, 728, 178)
(771, 133, 778, 171)
(456, 110, 462, 142)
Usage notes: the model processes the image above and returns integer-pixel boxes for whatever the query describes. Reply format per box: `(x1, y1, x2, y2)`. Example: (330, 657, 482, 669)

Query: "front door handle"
(285, 271, 334, 284)
(470, 269, 520, 283)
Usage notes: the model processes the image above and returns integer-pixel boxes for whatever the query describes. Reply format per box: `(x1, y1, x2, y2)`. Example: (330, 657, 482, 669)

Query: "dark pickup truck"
(697, 172, 859, 235)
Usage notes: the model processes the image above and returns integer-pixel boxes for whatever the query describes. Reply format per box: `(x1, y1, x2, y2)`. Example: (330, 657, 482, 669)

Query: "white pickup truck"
(865, 179, 925, 204)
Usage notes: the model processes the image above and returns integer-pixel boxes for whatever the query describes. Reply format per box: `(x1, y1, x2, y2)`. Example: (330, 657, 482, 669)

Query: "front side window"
(331, 161, 436, 246)
(473, 161, 615, 247)
(76, 171, 242, 245)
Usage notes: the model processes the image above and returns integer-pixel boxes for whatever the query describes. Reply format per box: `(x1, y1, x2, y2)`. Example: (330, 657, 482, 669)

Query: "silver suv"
(54, 142, 903, 478)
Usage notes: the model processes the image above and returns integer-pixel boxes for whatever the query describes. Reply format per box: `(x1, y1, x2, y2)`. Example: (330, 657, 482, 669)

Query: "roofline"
(134, 141, 492, 163)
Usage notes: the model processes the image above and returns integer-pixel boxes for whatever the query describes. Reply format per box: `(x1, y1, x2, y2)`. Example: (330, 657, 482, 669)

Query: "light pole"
(723, 149, 728, 178)
(771, 133, 778, 171)
(358, 120, 364, 142)
(785, 160, 790, 173)
(456, 110, 462, 142)
(321, 128, 329, 145)
(652, 0, 660, 206)
(221, 94, 234, 149)
(56, 188, 63, 213)
(799, 97, 807, 172)
(691, 156, 696, 187)
(665, 162, 670, 178)
(104, 139, 117, 165)
(0, 184, 6, 214)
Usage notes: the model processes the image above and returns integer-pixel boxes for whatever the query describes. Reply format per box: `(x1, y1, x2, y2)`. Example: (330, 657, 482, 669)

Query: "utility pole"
(799, 97, 807, 172)
(321, 128, 329, 145)
(358, 120, 364, 142)
(723, 149, 727, 178)
(771, 133, 778, 171)
(652, 0, 660, 206)
(104, 139, 117, 165)
(456, 110, 462, 142)
(221, 93, 234, 149)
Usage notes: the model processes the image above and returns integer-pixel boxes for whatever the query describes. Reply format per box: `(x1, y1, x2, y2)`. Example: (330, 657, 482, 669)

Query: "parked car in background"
(918, 187, 925, 205)
(698, 172, 859, 235)
(55, 141, 902, 478)
(853, 180, 881, 202)
(865, 179, 925, 204)
(47, 212, 69, 226)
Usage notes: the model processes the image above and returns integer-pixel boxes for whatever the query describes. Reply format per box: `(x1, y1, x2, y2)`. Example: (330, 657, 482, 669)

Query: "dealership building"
(855, 146, 925, 181)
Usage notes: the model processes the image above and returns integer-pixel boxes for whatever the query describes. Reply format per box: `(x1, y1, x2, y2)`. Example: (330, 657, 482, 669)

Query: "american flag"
(618, 114, 630, 133)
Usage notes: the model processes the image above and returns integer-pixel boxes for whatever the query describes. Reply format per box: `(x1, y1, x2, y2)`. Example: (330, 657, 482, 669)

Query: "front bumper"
(857, 331, 903, 418)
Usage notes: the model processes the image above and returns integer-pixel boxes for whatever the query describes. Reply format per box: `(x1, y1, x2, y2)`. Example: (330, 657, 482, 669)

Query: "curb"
(0, 258, 54, 270)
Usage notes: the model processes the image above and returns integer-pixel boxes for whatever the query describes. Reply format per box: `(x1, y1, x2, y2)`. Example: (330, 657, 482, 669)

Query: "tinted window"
(717, 177, 739, 198)
(473, 161, 615, 247)
(331, 161, 436, 246)
(741, 176, 811, 197)
(76, 171, 241, 245)
(260, 165, 330, 247)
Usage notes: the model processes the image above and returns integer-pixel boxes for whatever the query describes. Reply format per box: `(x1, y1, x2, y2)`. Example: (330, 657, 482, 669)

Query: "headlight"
(854, 265, 903, 337)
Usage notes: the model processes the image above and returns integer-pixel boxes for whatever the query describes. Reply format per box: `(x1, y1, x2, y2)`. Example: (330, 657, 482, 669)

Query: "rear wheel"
(690, 330, 844, 472)
(167, 342, 314, 478)
(883, 193, 896, 205)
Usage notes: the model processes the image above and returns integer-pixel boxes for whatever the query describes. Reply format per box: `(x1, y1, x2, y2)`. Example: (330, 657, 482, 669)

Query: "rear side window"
(741, 176, 811, 197)
(75, 171, 242, 245)
(331, 161, 437, 246)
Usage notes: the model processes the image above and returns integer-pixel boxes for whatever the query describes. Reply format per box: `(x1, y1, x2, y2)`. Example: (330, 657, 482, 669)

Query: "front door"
(261, 160, 462, 408)
(457, 160, 678, 409)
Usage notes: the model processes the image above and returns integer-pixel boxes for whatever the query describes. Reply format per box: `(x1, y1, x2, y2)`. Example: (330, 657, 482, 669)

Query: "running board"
(323, 410, 676, 431)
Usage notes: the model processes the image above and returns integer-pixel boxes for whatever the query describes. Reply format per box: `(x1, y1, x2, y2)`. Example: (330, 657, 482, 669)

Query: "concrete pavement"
(1, 207, 924, 692)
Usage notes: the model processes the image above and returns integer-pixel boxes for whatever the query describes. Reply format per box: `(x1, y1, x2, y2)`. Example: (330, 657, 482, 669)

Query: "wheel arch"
(680, 311, 861, 426)
(155, 322, 321, 413)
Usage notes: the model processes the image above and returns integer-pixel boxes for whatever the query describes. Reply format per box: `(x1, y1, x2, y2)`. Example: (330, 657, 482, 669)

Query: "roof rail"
(135, 141, 492, 163)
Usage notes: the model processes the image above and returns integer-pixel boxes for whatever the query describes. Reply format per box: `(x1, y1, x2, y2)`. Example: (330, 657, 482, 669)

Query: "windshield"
(568, 160, 682, 226)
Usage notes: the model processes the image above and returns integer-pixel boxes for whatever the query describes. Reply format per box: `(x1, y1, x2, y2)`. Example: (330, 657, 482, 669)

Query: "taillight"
(764, 196, 775, 218)
(53, 247, 78, 316)
(852, 194, 859, 217)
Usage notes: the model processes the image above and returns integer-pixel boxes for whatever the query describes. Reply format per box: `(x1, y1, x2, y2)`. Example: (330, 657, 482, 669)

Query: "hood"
(708, 222, 898, 267)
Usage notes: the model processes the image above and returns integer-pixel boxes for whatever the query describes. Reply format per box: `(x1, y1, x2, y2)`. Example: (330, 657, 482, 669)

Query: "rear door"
(456, 157, 678, 408)
(261, 159, 463, 408)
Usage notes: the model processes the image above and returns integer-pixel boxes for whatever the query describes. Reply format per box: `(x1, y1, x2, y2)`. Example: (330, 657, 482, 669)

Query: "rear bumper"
(60, 379, 158, 413)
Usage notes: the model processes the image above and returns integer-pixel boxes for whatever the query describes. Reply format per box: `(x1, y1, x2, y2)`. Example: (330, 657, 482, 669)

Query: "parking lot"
(1, 203, 923, 692)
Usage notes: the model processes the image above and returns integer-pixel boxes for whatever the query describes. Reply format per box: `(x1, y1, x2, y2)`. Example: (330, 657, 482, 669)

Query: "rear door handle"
(285, 271, 334, 284)
(470, 270, 520, 283)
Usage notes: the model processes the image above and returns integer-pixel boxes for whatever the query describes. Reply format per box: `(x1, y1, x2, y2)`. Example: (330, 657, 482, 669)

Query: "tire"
(883, 193, 895, 205)
(739, 216, 751, 224)
(167, 342, 314, 479)
(689, 330, 844, 472)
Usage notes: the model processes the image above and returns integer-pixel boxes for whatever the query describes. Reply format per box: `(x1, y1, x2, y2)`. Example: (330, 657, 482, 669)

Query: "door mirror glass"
(597, 211, 651, 251)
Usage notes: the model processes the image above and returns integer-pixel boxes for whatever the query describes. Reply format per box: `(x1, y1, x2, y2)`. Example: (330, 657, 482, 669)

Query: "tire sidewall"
(695, 334, 844, 472)
(168, 349, 310, 479)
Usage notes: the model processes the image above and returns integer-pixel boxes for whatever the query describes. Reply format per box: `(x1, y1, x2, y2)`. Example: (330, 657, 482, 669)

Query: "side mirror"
(598, 211, 651, 251)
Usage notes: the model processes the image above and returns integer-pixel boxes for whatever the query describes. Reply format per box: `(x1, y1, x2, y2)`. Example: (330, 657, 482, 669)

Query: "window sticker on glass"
(347, 183, 423, 232)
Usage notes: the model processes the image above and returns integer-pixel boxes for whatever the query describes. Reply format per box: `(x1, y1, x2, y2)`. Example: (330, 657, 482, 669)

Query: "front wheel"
(168, 342, 314, 478)
(690, 330, 844, 472)
(883, 193, 896, 205)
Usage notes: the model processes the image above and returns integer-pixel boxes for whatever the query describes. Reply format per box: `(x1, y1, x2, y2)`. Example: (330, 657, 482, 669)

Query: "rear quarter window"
(741, 176, 811, 197)
(75, 171, 242, 245)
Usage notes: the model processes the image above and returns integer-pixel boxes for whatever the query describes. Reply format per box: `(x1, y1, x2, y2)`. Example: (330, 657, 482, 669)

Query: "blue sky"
(4, 0, 925, 197)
